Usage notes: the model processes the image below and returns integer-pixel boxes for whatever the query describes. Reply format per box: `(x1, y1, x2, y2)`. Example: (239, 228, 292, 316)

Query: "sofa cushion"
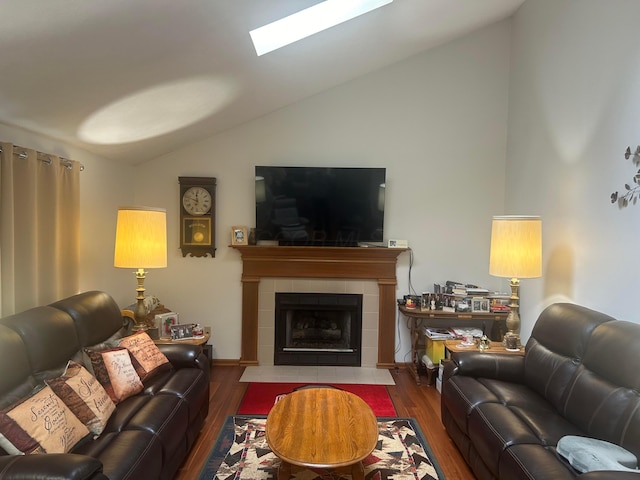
(85, 348, 143, 404)
(500, 444, 577, 480)
(0, 326, 34, 409)
(51, 291, 124, 347)
(73, 429, 163, 480)
(46, 361, 116, 436)
(524, 303, 615, 413)
(0, 385, 90, 454)
(562, 320, 640, 457)
(1, 306, 80, 376)
(118, 331, 170, 381)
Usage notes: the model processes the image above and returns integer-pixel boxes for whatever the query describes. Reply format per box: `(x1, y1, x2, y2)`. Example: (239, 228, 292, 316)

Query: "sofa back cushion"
(50, 291, 124, 347)
(0, 325, 35, 409)
(0, 306, 79, 379)
(524, 303, 614, 413)
(562, 320, 640, 459)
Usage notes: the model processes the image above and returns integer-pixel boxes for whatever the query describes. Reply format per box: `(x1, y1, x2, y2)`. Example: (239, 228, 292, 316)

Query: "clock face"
(182, 186, 212, 216)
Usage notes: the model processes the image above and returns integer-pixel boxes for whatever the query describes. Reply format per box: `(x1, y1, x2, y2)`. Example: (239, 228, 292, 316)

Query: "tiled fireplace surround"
(233, 246, 405, 368)
(258, 278, 379, 367)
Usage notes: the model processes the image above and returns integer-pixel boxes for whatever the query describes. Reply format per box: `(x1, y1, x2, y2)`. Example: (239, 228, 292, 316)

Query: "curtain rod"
(0, 144, 85, 171)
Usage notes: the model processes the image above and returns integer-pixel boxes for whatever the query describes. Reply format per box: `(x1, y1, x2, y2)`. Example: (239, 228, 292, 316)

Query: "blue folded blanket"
(557, 436, 639, 473)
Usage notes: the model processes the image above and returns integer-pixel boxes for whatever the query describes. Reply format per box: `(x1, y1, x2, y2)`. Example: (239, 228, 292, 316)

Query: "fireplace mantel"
(232, 245, 407, 368)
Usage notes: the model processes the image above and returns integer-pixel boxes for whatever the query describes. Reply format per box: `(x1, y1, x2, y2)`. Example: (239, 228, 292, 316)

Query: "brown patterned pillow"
(85, 347, 143, 404)
(0, 385, 90, 454)
(46, 361, 116, 436)
(118, 331, 170, 380)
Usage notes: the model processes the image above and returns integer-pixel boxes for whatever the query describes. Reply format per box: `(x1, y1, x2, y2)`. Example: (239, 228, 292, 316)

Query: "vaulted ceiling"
(0, 0, 525, 164)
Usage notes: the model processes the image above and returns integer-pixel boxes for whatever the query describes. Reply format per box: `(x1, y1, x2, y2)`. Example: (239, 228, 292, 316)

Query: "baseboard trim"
(211, 358, 241, 366)
(210, 359, 415, 370)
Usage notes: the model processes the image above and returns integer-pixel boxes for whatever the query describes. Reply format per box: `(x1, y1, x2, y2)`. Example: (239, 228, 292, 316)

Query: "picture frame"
(231, 226, 248, 245)
(471, 298, 490, 312)
(155, 312, 179, 338)
(170, 323, 194, 340)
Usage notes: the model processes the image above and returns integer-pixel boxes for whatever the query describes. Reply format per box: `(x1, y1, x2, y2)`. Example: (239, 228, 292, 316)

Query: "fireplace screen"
(274, 293, 362, 366)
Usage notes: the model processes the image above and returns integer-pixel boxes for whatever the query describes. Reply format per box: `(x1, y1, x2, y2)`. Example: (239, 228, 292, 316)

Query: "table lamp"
(489, 215, 541, 346)
(114, 206, 167, 332)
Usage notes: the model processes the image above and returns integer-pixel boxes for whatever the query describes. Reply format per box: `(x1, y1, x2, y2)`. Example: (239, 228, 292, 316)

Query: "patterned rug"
(197, 416, 444, 480)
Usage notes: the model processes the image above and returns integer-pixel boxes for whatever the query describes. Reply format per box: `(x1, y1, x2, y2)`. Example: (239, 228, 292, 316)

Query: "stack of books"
(423, 327, 455, 340)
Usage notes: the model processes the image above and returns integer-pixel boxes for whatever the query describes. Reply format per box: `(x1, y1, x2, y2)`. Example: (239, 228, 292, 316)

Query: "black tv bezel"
(254, 166, 386, 247)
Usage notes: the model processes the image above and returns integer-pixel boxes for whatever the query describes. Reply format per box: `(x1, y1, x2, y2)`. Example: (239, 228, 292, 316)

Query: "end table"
(155, 332, 212, 362)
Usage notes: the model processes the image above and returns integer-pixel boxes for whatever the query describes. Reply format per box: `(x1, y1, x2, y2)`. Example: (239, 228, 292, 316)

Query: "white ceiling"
(0, 0, 525, 165)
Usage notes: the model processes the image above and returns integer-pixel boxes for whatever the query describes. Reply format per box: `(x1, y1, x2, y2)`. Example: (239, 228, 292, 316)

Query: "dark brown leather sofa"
(0, 291, 210, 480)
(441, 303, 640, 479)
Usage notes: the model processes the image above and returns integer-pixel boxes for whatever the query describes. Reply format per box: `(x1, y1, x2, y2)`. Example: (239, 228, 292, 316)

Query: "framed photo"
(231, 226, 248, 245)
(155, 312, 179, 338)
(170, 323, 194, 340)
(471, 298, 490, 312)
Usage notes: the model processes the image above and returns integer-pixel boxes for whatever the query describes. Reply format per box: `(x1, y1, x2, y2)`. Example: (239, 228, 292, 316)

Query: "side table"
(155, 333, 212, 362)
(399, 305, 508, 385)
(444, 339, 524, 357)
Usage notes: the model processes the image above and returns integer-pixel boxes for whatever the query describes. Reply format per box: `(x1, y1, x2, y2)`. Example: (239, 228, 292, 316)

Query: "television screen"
(255, 166, 385, 246)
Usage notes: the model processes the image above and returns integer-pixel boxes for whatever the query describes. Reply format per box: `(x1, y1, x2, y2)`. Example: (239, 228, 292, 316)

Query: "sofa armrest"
(156, 343, 209, 372)
(0, 453, 107, 480)
(443, 351, 525, 383)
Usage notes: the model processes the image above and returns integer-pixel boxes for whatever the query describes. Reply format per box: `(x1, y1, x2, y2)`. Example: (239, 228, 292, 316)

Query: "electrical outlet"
(204, 326, 211, 335)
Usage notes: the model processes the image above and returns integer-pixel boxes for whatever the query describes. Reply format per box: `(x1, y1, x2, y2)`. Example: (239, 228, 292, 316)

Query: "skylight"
(250, 0, 393, 56)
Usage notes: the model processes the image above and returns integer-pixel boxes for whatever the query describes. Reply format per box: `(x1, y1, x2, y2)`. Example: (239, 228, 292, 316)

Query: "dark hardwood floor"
(175, 365, 475, 480)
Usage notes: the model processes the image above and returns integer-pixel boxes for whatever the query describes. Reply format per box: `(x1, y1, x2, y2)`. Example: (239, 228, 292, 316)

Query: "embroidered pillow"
(46, 361, 116, 436)
(85, 347, 143, 404)
(0, 385, 90, 455)
(118, 331, 170, 381)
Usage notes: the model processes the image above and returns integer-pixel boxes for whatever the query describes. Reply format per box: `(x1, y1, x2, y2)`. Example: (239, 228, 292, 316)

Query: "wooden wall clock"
(179, 176, 216, 257)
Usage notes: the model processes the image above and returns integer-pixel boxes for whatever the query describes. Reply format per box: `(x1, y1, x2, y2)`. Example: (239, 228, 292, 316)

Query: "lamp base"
(502, 277, 521, 348)
(132, 268, 149, 332)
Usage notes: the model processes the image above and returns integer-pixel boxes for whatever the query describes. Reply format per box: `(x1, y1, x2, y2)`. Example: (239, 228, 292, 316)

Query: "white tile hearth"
(239, 366, 395, 385)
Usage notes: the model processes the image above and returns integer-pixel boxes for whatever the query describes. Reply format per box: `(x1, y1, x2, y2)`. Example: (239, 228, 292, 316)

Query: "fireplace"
(231, 245, 406, 367)
(274, 293, 362, 366)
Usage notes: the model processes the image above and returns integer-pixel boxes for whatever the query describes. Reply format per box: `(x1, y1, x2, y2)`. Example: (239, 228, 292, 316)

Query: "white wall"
(134, 20, 513, 362)
(6, 2, 639, 361)
(0, 123, 136, 307)
(507, 0, 640, 340)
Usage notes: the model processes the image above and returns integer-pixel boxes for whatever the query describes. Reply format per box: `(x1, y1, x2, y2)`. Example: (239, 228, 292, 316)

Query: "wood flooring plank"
(174, 366, 474, 480)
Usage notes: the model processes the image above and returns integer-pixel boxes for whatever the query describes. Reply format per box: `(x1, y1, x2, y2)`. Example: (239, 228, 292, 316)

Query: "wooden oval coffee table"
(265, 387, 379, 480)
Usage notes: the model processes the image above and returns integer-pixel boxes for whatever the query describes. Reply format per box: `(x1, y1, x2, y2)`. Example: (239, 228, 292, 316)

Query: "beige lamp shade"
(489, 216, 542, 278)
(114, 206, 167, 268)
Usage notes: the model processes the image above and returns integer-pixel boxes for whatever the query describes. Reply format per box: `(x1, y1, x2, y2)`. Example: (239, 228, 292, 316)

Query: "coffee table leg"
(278, 460, 291, 480)
(351, 461, 365, 480)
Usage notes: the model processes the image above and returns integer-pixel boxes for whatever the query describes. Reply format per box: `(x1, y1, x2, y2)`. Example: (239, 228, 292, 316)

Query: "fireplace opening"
(274, 293, 362, 366)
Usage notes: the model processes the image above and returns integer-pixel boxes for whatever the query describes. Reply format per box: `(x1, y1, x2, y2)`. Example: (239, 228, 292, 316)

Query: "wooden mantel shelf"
(231, 245, 407, 367)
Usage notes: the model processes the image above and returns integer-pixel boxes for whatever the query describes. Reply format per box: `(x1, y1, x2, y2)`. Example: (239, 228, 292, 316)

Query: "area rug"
(237, 383, 397, 417)
(198, 416, 444, 480)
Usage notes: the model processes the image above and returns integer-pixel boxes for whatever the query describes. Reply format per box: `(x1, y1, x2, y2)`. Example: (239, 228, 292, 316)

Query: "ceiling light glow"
(250, 0, 393, 56)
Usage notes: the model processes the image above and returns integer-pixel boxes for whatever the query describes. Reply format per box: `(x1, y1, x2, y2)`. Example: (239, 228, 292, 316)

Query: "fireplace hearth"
(274, 292, 362, 366)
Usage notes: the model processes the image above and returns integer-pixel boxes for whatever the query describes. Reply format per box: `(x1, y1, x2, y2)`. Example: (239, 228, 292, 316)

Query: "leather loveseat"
(0, 291, 210, 480)
(441, 303, 640, 479)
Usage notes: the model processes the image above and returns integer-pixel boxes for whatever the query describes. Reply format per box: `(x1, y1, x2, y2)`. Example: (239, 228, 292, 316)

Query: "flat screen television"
(255, 166, 386, 246)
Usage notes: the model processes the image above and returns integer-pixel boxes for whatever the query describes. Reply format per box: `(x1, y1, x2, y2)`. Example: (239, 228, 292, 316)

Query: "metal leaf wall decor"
(611, 145, 640, 207)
